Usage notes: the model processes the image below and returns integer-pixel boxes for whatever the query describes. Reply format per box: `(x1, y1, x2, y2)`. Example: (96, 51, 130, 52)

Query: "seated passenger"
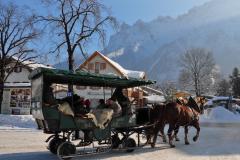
(97, 99, 106, 109)
(84, 99, 91, 113)
(74, 97, 89, 116)
(61, 95, 87, 116)
(106, 98, 122, 117)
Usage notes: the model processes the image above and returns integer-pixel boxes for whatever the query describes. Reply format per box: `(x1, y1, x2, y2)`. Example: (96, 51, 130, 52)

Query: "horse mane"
(176, 98, 182, 105)
(187, 96, 201, 113)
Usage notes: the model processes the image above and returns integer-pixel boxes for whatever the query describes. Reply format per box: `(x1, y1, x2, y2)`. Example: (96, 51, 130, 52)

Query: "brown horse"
(150, 96, 205, 148)
(172, 96, 206, 141)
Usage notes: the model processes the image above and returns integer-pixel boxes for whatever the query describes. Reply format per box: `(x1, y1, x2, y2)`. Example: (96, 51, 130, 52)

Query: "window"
(76, 85, 87, 90)
(95, 62, 100, 73)
(104, 87, 111, 90)
(6, 67, 11, 73)
(14, 66, 22, 73)
(88, 63, 94, 70)
(100, 63, 106, 70)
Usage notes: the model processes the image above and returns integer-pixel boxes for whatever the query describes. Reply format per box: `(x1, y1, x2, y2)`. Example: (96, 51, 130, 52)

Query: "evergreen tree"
(230, 67, 240, 97)
(216, 79, 230, 96)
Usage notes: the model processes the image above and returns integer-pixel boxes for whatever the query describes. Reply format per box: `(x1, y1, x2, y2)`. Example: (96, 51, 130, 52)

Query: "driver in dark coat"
(106, 98, 122, 117)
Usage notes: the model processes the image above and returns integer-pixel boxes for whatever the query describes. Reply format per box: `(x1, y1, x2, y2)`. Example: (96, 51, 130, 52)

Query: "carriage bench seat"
(75, 109, 114, 130)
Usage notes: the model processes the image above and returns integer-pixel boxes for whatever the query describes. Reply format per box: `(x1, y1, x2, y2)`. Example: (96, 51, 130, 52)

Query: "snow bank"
(201, 106, 240, 123)
(0, 114, 37, 129)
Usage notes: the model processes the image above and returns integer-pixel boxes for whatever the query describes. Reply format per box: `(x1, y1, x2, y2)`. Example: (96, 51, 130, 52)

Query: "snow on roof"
(97, 51, 146, 79)
(4, 82, 31, 87)
(201, 106, 240, 123)
(100, 52, 127, 76)
(125, 69, 145, 79)
(21, 60, 53, 70)
(141, 86, 164, 95)
(11, 56, 53, 70)
(144, 95, 166, 104)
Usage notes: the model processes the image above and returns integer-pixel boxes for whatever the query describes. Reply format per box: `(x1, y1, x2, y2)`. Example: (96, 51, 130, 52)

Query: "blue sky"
(5, 0, 211, 64)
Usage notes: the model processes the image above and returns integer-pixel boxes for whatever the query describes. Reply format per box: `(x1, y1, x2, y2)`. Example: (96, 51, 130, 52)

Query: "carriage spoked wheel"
(57, 141, 76, 160)
(48, 137, 65, 154)
(111, 134, 121, 149)
(122, 138, 136, 153)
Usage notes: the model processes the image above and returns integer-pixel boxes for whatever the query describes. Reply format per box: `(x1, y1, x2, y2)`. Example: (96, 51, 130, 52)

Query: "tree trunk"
(0, 80, 4, 114)
(68, 51, 74, 93)
(68, 51, 74, 72)
(0, 62, 5, 114)
(194, 76, 198, 96)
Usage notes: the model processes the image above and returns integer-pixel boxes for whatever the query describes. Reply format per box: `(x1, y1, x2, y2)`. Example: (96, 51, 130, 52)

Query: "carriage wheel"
(48, 137, 65, 154)
(112, 134, 121, 149)
(123, 138, 136, 153)
(57, 142, 76, 160)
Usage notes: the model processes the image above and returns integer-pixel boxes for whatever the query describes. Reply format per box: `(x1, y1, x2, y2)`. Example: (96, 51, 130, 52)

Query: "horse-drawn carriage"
(29, 67, 157, 159)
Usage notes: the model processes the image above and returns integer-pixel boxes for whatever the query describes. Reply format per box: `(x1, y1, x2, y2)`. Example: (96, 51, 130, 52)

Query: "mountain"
(102, 0, 240, 81)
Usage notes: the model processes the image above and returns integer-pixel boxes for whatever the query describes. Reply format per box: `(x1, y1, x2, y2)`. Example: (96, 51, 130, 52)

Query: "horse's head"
(176, 97, 188, 105)
(187, 96, 205, 114)
(196, 97, 207, 114)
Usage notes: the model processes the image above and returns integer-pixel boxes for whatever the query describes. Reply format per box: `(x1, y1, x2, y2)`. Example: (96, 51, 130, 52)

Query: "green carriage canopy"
(29, 67, 156, 88)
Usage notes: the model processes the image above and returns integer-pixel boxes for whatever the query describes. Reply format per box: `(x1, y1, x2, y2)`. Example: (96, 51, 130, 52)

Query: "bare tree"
(0, 2, 40, 113)
(157, 81, 177, 102)
(179, 48, 215, 96)
(178, 69, 192, 91)
(39, 0, 117, 73)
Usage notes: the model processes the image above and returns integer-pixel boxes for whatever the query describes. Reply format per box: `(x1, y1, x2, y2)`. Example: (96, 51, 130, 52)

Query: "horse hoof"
(151, 143, 156, 148)
(175, 138, 180, 141)
(163, 140, 167, 143)
(185, 142, 190, 145)
(193, 136, 198, 142)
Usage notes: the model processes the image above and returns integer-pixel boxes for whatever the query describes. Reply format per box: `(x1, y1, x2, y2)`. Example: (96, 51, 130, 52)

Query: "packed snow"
(0, 114, 37, 129)
(1, 105, 240, 130)
(1, 106, 240, 159)
(1, 124, 240, 160)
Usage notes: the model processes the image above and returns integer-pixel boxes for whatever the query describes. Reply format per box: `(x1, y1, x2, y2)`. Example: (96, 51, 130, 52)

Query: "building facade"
(75, 51, 146, 107)
(1, 60, 52, 114)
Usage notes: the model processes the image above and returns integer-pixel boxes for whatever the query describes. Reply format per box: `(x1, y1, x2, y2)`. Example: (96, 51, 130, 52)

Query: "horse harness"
(189, 107, 199, 121)
(175, 105, 199, 128)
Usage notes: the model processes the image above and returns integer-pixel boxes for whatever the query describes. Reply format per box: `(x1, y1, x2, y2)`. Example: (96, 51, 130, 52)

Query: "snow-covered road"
(0, 123, 240, 160)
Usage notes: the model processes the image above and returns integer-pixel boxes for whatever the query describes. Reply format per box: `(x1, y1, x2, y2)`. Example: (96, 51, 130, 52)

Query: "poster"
(10, 88, 31, 108)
